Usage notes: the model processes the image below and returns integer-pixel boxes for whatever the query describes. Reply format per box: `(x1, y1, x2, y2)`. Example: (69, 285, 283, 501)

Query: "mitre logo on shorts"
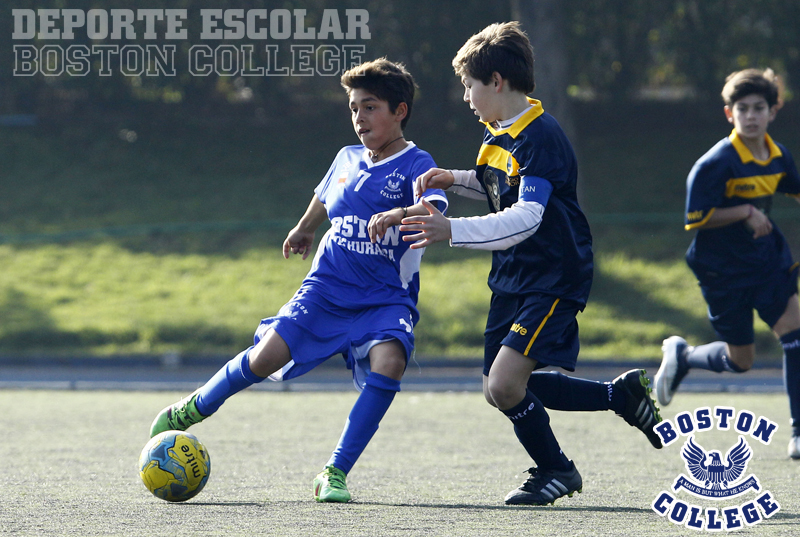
(650, 406, 780, 531)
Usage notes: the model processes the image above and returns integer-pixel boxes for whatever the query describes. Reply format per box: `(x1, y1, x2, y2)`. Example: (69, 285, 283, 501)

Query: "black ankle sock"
(502, 389, 570, 471)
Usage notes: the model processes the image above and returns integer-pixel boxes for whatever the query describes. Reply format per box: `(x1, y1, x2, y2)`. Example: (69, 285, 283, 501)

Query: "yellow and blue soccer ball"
(139, 431, 211, 502)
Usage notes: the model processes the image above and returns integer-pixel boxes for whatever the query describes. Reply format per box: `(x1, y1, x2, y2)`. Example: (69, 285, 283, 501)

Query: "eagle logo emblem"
(674, 436, 760, 499)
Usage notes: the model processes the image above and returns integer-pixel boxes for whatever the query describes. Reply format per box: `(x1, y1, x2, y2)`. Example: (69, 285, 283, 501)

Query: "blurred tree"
(565, 0, 798, 102)
(513, 0, 576, 140)
(1, 0, 798, 120)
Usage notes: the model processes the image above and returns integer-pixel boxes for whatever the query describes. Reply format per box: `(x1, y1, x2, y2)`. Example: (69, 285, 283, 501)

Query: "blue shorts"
(483, 292, 581, 375)
(700, 265, 799, 346)
(254, 286, 415, 389)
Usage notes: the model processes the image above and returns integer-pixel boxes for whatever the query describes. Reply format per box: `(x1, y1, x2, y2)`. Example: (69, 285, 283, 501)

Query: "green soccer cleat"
(313, 465, 351, 503)
(149, 389, 208, 438)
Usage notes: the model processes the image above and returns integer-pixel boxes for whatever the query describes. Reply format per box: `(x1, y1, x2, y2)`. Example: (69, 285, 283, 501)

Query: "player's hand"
(282, 227, 315, 260)
(368, 208, 404, 243)
(415, 168, 455, 198)
(745, 207, 772, 239)
(399, 198, 451, 249)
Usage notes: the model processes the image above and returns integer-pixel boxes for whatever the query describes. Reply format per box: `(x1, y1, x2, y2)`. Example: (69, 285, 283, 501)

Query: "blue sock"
(327, 372, 400, 474)
(527, 371, 612, 412)
(195, 347, 265, 416)
(684, 342, 745, 373)
(780, 328, 800, 436)
(502, 389, 570, 471)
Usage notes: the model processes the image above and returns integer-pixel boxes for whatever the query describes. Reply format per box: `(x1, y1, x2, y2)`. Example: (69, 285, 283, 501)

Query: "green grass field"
(0, 240, 783, 361)
(1, 390, 797, 536)
(2, 114, 799, 361)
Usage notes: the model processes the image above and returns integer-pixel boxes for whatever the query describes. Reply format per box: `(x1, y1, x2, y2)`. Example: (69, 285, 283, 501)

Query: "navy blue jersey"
(475, 98, 593, 304)
(309, 143, 447, 322)
(685, 130, 800, 287)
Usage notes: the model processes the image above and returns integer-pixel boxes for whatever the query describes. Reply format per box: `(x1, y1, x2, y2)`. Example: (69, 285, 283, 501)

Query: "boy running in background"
(406, 22, 662, 506)
(150, 58, 448, 502)
(654, 68, 800, 459)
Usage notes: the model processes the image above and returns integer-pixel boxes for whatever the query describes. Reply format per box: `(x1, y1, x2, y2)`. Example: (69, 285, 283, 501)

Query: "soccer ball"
(139, 431, 211, 502)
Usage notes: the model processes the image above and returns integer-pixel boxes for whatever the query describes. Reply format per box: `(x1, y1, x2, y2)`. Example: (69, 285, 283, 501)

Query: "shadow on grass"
(180, 502, 264, 507)
(357, 501, 651, 513)
(768, 511, 800, 522)
(589, 268, 714, 343)
(590, 266, 783, 360)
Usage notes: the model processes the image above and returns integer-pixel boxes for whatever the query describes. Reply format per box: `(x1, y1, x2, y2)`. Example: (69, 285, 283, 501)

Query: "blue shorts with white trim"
(254, 285, 414, 390)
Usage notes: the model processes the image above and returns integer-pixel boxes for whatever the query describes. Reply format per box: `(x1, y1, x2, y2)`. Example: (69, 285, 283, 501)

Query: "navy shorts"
(483, 292, 582, 375)
(255, 285, 415, 390)
(700, 265, 799, 346)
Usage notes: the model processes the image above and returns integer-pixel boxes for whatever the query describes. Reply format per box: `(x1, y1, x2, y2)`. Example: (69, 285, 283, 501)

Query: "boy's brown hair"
(340, 58, 417, 129)
(451, 21, 535, 94)
(722, 68, 783, 109)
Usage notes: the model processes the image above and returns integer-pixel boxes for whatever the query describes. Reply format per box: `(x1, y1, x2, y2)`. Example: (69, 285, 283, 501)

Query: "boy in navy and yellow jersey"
(655, 68, 800, 459)
(405, 21, 662, 506)
(149, 58, 448, 502)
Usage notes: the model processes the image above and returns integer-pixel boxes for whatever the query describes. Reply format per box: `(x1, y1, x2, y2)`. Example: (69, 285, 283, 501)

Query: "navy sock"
(501, 389, 570, 471)
(684, 342, 745, 373)
(780, 328, 800, 436)
(327, 372, 400, 474)
(527, 371, 612, 412)
(195, 347, 265, 416)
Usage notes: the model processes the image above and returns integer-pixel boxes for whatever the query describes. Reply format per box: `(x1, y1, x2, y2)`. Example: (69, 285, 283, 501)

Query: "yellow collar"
(729, 129, 782, 165)
(483, 98, 544, 139)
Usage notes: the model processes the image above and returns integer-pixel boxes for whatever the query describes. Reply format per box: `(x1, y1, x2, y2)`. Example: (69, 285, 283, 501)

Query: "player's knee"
(368, 342, 407, 381)
(486, 377, 523, 410)
(483, 387, 498, 408)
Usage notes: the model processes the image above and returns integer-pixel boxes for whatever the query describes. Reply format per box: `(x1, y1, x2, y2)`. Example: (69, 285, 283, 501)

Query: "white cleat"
(788, 436, 800, 459)
(654, 336, 688, 407)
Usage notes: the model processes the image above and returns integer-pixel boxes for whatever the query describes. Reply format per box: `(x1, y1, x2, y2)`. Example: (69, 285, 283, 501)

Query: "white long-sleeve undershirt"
(446, 169, 546, 251)
(447, 169, 487, 200)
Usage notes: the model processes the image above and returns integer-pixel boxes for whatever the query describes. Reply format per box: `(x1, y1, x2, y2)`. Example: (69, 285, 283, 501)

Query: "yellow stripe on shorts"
(524, 298, 560, 356)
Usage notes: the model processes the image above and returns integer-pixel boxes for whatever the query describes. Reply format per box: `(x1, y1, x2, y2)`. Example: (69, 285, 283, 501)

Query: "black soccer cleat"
(504, 462, 583, 505)
(613, 369, 663, 449)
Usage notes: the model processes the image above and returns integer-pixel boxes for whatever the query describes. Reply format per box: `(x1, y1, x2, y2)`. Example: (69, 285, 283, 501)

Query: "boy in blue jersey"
(149, 58, 447, 502)
(406, 22, 662, 505)
(654, 68, 800, 459)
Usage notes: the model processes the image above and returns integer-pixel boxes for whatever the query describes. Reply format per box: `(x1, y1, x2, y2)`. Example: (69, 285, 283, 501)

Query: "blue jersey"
(476, 99, 593, 305)
(306, 143, 447, 323)
(685, 130, 800, 287)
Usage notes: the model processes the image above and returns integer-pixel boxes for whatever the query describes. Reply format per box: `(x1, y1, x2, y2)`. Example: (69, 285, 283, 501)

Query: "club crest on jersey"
(650, 407, 780, 531)
(505, 154, 520, 184)
(483, 169, 501, 211)
(380, 169, 405, 200)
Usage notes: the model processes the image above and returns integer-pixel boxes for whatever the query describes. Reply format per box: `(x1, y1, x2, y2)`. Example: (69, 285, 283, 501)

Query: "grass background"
(2, 103, 800, 361)
(0, 390, 797, 536)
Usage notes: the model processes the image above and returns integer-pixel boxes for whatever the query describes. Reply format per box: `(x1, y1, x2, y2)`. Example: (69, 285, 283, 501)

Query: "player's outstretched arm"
(283, 195, 328, 260)
(399, 198, 452, 249)
(368, 201, 435, 243)
(368, 207, 406, 243)
(415, 168, 455, 198)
